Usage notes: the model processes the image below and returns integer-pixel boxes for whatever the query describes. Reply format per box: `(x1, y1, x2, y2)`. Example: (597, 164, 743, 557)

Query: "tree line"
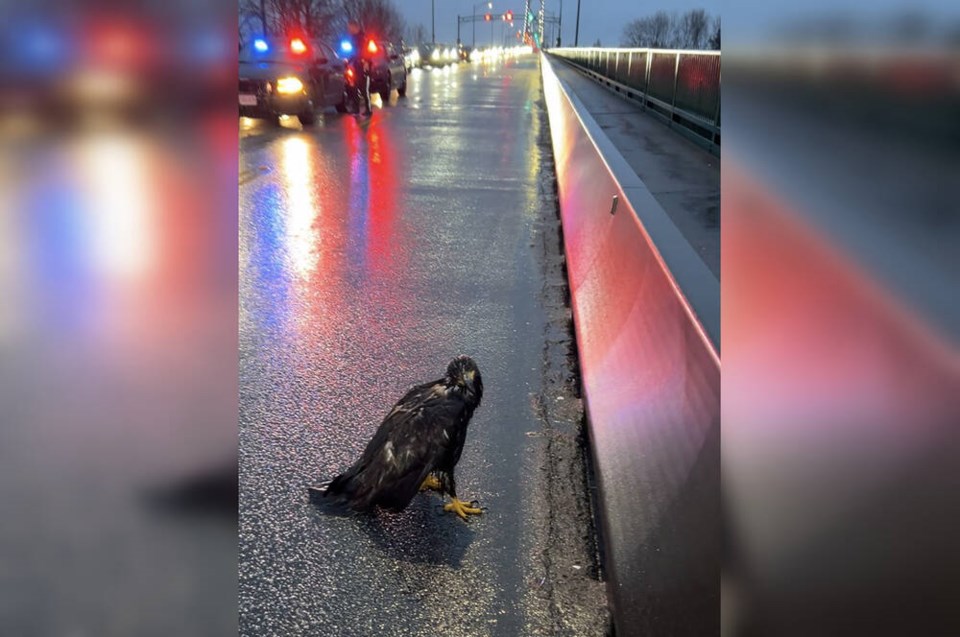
(621, 9, 720, 50)
(239, 0, 406, 47)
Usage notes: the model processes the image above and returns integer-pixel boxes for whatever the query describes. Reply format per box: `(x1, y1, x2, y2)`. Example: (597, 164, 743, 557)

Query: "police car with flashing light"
(239, 36, 348, 125)
(337, 37, 407, 103)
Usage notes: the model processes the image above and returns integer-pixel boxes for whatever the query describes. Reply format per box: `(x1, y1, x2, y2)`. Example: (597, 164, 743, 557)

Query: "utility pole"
(474, 2, 492, 48)
(574, 0, 580, 46)
(432, 0, 435, 44)
(557, 0, 562, 47)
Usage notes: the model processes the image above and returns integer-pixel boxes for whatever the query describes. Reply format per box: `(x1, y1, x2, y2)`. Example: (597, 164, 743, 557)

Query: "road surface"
(239, 55, 608, 636)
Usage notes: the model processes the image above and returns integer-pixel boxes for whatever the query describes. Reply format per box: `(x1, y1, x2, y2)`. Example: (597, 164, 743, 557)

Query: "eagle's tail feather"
(316, 466, 378, 510)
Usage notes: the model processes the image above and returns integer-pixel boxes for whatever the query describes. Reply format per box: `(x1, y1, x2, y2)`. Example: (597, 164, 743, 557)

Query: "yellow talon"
(443, 498, 483, 520)
(420, 475, 442, 492)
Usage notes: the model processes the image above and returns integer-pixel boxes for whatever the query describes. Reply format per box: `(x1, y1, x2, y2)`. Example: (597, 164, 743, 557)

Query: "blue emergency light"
(254, 38, 268, 52)
(340, 39, 353, 54)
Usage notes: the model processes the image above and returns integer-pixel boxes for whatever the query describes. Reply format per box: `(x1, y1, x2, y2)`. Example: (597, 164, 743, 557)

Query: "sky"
(395, 0, 960, 47)
(396, 0, 723, 48)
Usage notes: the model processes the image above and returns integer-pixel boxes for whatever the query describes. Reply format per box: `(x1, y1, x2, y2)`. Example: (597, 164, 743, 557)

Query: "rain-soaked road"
(239, 55, 608, 635)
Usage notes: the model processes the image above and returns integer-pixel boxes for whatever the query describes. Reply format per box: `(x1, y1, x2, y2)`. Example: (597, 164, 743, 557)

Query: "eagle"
(315, 355, 484, 520)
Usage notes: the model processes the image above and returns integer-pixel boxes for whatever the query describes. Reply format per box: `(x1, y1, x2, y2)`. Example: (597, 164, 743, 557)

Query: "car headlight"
(276, 77, 304, 95)
(431, 49, 440, 60)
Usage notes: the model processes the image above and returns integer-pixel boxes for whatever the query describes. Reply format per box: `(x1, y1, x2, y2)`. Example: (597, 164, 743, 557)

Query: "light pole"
(574, 0, 580, 46)
(432, 0, 435, 44)
(557, 0, 562, 47)
(473, 1, 492, 48)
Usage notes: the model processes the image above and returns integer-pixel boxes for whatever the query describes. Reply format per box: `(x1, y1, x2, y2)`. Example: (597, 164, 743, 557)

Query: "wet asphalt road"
(239, 56, 607, 636)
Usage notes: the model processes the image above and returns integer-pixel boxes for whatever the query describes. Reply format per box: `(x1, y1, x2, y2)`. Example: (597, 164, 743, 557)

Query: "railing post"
(626, 51, 632, 91)
(644, 49, 652, 111)
(671, 51, 680, 129)
(713, 67, 721, 146)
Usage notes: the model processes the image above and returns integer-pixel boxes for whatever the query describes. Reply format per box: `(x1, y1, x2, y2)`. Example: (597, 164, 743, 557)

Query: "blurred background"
(721, 2, 960, 636)
(1, 0, 958, 635)
(0, 0, 238, 634)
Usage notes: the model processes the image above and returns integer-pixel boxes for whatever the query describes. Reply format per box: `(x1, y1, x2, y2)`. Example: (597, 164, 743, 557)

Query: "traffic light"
(484, 13, 491, 21)
(505, 10, 513, 22)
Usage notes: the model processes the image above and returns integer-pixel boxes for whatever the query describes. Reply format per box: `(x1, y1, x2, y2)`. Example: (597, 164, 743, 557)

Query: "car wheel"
(397, 77, 407, 97)
(335, 96, 348, 113)
(298, 109, 316, 126)
(379, 78, 391, 103)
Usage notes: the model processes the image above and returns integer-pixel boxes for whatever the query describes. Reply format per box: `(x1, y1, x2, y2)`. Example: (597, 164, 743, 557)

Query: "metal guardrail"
(547, 47, 720, 152)
(541, 53, 720, 637)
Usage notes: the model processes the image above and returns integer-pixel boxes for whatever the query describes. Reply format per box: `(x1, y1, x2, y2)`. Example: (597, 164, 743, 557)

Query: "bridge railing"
(547, 47, 721, 150)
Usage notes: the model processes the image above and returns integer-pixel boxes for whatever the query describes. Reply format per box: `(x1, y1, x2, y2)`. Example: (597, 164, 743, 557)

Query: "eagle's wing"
(325, 380, 464, 511)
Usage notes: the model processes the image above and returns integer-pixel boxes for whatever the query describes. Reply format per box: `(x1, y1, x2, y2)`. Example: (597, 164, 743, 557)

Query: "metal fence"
(547, 47, 721, 150)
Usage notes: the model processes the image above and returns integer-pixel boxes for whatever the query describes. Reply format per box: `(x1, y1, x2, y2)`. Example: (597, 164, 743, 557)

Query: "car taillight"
(367, 40, 378, 54)
(346, 67, 355, 79)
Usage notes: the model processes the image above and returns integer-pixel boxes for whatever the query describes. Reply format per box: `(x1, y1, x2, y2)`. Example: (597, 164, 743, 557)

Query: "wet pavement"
(239, 56, 608, 636)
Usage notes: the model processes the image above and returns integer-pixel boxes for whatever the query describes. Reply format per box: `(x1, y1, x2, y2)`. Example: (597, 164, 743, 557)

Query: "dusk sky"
(395, 1, 960, 47)
(396, 0, 723, 47)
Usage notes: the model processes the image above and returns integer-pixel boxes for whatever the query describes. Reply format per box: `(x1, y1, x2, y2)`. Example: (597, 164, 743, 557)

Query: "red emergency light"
(290, 38, 307, 54)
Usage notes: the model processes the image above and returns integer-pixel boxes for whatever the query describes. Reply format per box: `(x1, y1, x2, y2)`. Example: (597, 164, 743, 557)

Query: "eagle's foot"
(444, 498, 482, 520)
(420, 475, 443, 492)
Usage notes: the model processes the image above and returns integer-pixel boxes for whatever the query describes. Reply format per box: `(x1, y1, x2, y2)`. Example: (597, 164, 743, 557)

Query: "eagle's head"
(446, 355, 483, 405)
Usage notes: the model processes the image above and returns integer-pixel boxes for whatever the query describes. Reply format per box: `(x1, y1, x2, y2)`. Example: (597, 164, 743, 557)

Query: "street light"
(557, 0, 562, 47)
(473, 1, 492, 48)
(574, 0, 581, 46)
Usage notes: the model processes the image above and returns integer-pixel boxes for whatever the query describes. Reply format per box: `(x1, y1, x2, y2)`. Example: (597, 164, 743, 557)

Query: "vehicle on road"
(366, 40, 407, 101)
(239, 36, 347, 125)
(403, 44, 422, 70)
(423, 43, 459, 67)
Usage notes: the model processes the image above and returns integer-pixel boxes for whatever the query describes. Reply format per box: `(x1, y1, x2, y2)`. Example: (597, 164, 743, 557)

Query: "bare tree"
(652, 11, 675, 47)
(406, 22, 427, 45)
(708, 16, 720, 50)
(622, 8, 717, 49)
(239, 0, 269, 44)
(621, 10, 673, 48)
(341, 0, 406, 44)
(239, 0, 341, 41)
(238, 0, 405, 46)
(621, 18, 648, 47)
(677, 8, 710, 49)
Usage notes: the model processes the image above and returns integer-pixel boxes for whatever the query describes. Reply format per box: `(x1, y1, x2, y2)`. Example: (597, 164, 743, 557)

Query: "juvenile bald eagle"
(316, 355, 484, 520)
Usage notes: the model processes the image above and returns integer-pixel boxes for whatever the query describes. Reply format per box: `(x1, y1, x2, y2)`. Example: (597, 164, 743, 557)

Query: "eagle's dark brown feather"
(321, 355, 483, 513)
